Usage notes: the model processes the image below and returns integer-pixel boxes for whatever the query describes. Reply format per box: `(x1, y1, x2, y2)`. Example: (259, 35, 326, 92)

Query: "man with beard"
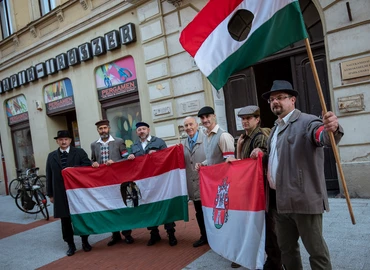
(46, 130, 92, 256)
(127, 121, 177, 246)
(91, 119, 134, 246)
(227, 106, 282, 270)
(251, 80, 344, 269)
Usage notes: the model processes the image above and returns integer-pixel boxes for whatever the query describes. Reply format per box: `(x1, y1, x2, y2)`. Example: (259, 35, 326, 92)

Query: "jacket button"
(191, 161, 193, 164)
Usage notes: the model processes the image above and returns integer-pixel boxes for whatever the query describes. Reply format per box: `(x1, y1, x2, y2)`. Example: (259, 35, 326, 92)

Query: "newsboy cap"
(136, 122, 150, 129)
(237, 105, 260, 117)
(54, 130, 72, 139)
(261, 80, 299, 100)
(197, 106, 215, 117)
(95, 119, 110, 127)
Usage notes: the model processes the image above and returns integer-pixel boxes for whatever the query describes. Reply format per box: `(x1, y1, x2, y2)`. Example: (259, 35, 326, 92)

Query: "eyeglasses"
(267, 95, 292, 104)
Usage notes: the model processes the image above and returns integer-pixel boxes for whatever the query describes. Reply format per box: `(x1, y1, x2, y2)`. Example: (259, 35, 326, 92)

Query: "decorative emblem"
(212, 177, 230, 229)
(120, 181, 141, 207)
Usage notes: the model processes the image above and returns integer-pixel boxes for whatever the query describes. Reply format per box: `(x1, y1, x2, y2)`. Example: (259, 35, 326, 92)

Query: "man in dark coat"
(46, 130, 92, 256)
(127, 121, 177, 246)
(91, 119, 134, 246)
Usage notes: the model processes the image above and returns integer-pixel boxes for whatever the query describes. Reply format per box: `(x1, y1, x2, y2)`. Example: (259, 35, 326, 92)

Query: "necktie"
(189, 139, 194, 151)
(61, 151, 68, 169)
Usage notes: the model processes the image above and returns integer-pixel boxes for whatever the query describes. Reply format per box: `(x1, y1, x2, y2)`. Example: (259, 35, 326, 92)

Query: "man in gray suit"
(91, 119, 134, 246)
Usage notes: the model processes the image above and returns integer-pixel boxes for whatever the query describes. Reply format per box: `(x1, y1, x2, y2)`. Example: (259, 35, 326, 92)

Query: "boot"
(107, 231, 122, 246)
(168, 232, 177, 246)
(147, 232, 161, 246)
(81, 236, 92, 252)
(66, 242, 76, 256)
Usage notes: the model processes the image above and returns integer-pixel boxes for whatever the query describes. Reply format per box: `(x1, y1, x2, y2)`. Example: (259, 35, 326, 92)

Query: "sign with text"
(44, 78, 75, 114)
(340, 56, 370, 81)
(6, 95, 29, 125)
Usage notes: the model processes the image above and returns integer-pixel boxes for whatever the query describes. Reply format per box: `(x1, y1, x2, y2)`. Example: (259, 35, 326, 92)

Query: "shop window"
(106, 102, 141, 153)
(0, 0, 13, 39)
(39, 0, 56, 16)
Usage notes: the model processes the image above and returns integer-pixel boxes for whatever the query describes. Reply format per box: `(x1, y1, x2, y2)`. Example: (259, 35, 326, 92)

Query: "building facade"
(0, 0, 369, 197)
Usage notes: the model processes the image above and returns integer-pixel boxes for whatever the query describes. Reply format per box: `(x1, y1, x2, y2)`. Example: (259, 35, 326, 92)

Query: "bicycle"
(14, 174, 49, 220)
(8, 168, 46, 198)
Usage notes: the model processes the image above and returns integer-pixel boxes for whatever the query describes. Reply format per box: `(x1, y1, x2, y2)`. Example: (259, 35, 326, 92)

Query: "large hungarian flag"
(179, 0, 308, 90)
(199, 154, 266, 269)
(62, 145, 188, 235)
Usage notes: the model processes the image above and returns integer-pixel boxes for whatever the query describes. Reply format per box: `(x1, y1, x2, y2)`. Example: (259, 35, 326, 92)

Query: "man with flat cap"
(227, 106, 282, 269)
(46, 130, 92, 256)
(195, 106, 235, 170)
(252, 80, 344, 269)
(91, 119, 134, 246)
(127, 121, 177, 246)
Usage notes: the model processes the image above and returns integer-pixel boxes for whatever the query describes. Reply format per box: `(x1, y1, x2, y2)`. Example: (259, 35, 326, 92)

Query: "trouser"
(265, 189, 282, 267)
(274, 210, 332, 270)
(112, 230, 132, 239)
(148, 222, 176, 235)
(193, 200, 207, 240)
(61, 216, 88, 244)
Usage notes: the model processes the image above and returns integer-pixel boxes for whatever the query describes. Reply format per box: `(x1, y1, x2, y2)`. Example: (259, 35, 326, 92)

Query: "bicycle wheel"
(34, 190, 49, 220)
(33, 175, 46, 195)
(15, 190, 41, 214)
(9, 179, 22, 199)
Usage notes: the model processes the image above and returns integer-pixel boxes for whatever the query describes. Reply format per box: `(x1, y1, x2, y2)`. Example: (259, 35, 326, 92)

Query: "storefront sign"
(6, 95, 29, 125)
(96, 56, 138, 100)
(0, 23, 136, 94)
(44, 78, 75, 114)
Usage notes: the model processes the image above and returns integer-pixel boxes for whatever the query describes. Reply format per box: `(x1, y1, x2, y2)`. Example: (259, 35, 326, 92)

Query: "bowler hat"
(136, 122, 150, 129)
(54, 130, 72, 139)
(197, 106, 215, 117)
(238, 105, 260, 117)
(261, 80, 299, 100)
(95, 119, 110, 127)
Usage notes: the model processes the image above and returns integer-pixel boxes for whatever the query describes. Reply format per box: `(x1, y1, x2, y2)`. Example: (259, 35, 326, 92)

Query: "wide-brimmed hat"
(237, 105, 260, 117)
(197, 106, 215, 117)
(262, 80, 299, 100)
(54, 130, 72, 139)
(95, 119, 110, 127)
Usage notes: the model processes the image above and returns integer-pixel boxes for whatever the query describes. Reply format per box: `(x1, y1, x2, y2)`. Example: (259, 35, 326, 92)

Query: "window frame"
(0, 0, 13, 39)
(39, 0, 56, 16)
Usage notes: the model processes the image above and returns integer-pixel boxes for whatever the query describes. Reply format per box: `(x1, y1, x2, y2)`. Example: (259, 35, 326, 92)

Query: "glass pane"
(12, 128, 35, 171)
(40, 0, 50, 15)
(106, 102, 141, 154)
(0, 0, 11, 38)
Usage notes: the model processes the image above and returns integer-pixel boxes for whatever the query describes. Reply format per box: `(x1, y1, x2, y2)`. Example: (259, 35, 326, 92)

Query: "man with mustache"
(91, 119, 134, 246)
(127, 121, 177, 246)
(46, 130, 92, 256)
(252, 80, 344, 269)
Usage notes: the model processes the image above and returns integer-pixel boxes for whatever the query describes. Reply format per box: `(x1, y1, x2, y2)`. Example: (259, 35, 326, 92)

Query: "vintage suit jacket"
(131, 136, 167, 157)
(90, 136, 127, 163)
(46, 146, 91, 218)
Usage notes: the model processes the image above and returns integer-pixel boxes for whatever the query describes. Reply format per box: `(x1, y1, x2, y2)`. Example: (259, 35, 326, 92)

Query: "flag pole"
(304, 38, 356, 225)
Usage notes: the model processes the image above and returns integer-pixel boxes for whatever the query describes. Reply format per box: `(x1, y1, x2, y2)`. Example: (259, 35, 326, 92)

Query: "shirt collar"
(60, 146, 70, 153)
(97, 135, 115, 144)
(207, 124, 219, 136)
(275, 109, 295, 126)
(189, 131, 199, 143)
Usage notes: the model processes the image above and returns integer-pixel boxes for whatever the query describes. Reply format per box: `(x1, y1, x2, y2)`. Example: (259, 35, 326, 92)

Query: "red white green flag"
(179, 0, 308, 90)
(199, 154, 266, 269)
(62, 145, 188, 235)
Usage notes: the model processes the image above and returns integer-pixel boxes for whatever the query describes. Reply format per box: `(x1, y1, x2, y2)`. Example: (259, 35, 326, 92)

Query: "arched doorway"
(223, 0, 339, 193)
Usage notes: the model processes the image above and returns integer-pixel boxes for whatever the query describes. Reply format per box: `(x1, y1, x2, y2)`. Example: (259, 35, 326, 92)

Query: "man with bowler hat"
(127, 121, 177, 246)
(251, 80, 344, 269)
(46, 130, 92, 256)
(91, 119, 134, 246)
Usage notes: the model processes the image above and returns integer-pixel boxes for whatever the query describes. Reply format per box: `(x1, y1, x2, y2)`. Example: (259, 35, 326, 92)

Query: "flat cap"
(54, 130, 72, 139)
(95, 119, 110, 127)
(136, 121, 150, 129)
(261, 80, 299, 100)
(237, 105, 260, 117)
(197, 106, 215, 117)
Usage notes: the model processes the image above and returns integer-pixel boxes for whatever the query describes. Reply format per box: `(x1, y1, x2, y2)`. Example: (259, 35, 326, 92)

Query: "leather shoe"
(124, 235, 134, 244)
(66, 244, 76, 256)
(107, 237, 122, 246)
(82, 241, 92, 252)
(147, 234, 161, 246)
(193, 238, 208, 248)
(231, 262, 241, 268)
(168, 232, 177, 246)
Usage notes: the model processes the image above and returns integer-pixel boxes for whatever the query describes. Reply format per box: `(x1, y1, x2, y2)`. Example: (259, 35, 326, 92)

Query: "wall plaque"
(181, 100, 200, 114)
(340, 56, 370, 80)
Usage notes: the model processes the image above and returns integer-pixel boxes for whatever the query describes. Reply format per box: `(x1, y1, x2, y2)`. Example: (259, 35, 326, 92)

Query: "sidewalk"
(0, 195, 369, 269)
